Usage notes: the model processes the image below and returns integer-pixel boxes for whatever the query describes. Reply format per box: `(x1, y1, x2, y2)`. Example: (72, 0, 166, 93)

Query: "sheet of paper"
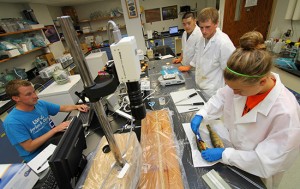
(170, 88, 205, 113)
(27, 144, 56, 174)
(0, 100, 10, 108)
(159, 54, 174, 59)
(182, 120, 231, 167)
(0, 164, 11, 179)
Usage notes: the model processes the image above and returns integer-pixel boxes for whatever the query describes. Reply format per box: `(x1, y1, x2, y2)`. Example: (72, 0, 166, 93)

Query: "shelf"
(81, 26, 126, 35)
(78, 15, 123, 23)
(0, 28, 45, 37)
(0, 44, 51, 63)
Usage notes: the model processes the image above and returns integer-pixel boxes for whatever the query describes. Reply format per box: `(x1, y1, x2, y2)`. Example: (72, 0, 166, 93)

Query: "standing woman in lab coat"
(190, 31, 300, 188)
(173, 12, 202, 72)
(191, 7, 235, 98)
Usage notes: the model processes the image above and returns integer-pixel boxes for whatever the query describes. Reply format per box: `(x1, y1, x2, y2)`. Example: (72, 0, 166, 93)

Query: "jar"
(53, 68, 70, 85)
(146, 48, 154, 59)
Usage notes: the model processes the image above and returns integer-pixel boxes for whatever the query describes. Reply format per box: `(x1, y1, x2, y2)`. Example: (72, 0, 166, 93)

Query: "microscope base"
(82, 132, 142, 189)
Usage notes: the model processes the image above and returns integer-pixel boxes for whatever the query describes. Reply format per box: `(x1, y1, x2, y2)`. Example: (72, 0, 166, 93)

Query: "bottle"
(146, 48, 154, 59)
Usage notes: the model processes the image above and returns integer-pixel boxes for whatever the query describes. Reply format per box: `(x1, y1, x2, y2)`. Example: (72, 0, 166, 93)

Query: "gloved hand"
(178, 66, 191, 72)
(172, 58, 182, 64)
(191, 115, 203, 135)
(201, 148, 225, 162)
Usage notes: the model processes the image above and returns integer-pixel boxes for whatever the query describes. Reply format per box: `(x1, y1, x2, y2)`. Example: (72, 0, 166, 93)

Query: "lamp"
(285, 0, 300, 20)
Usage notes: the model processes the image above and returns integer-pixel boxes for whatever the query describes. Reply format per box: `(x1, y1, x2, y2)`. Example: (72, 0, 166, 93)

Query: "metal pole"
(58, 16, 125, 167)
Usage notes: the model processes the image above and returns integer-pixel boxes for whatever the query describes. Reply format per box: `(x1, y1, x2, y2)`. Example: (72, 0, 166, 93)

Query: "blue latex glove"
(191, 115, 203, 135)
(201, 148, 225, 162)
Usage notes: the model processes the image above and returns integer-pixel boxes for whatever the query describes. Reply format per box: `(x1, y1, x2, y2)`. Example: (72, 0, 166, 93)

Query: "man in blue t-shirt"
(3, 79, 89, 162)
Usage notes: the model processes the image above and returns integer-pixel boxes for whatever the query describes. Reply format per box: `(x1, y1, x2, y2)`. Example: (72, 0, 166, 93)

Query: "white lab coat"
(181, 25, 202, 66)
(191, 28, 235, 98)
(197, 73, 300, 189)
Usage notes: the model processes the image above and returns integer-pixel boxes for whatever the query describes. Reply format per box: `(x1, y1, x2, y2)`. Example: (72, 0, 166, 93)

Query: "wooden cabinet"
(0, 28, 50, 63)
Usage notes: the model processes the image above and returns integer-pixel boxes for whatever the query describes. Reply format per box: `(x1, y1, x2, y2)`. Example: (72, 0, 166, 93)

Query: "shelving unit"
(78, 15, 126, 36)
(0, 28, 45, 37)
(0, 44, 51, 63)
(82, 25, 126, 35)
(0, 27, 49, 63)
(78, 15, 123, 23)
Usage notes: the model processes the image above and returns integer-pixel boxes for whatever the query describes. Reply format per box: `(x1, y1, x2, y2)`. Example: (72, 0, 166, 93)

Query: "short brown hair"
(182, 12, 195, 20)
(5, 79, 32, 98)
(224, 31, 272, 84)
(198, 7, 219, 24)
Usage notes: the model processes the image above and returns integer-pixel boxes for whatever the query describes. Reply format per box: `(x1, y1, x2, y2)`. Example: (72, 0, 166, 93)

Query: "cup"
(159, 97, 165, 105)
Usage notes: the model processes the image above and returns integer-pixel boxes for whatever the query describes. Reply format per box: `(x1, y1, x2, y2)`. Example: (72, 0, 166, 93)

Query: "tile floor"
(279, 155, 300, 189)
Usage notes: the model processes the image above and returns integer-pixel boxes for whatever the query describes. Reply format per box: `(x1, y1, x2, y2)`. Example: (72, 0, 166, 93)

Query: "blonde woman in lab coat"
(173, 12, 202, 72)
(190, 31, 300, 189)
(191, 7, 235, 98)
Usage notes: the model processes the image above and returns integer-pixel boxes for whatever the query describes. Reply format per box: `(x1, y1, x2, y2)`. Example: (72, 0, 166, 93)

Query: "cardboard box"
(81, 43, 89, 54)
(30, 24, 44, 29)
(40, 53, 56, 66)
(5, 49, 20, 57)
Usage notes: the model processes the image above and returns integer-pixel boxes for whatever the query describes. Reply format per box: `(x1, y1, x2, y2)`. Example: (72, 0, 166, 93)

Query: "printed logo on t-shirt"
(49, 117, 55, 128)
(30, 115, 49, 134)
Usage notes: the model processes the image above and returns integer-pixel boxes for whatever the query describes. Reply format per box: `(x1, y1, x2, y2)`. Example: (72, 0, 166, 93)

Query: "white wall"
(269, 0, 300, 41)
(28, 3, 65, 58)
(121, 0, 146, 51)
(48, 5, 63, 20)
(140, 0, 207, 33)
(0, 3, 25, 18)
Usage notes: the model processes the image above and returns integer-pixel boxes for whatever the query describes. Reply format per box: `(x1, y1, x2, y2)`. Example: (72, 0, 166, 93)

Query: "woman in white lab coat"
(190, 31, 300, 188)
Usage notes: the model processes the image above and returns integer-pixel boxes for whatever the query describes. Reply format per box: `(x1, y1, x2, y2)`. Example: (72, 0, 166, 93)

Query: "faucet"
(107, 20, 122, 44)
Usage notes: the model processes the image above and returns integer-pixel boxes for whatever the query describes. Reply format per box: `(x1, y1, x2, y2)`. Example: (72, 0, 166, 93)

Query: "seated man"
(3, 79, 88, 162)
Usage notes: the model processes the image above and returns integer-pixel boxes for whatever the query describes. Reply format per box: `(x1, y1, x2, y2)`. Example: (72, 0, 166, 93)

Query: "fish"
(195, 135, 207, 152)
(206, 124, 224, 148)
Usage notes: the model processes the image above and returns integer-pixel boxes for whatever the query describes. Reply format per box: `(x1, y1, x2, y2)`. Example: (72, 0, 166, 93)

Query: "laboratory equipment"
(158, 64, 185, 86)
(39, 63, 63, 79)
(110, 36, 146, 120)
(85, 51, 108, 80)
(59, 16, 123, 169)
(52, 67, 70, 85)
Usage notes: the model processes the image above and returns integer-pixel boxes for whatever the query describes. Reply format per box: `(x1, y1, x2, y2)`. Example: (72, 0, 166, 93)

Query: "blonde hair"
(5, 79, 32, 98)
(224, 31, 272, 84)
(198, 7, 219, 24)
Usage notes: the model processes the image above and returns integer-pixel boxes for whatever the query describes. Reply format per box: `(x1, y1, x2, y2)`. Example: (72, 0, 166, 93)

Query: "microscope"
(59, 16, 146, 188)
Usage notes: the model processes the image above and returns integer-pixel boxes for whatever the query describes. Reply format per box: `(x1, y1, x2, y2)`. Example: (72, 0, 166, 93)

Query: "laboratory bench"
(144, 32, 183, 56)
(76, 58, 266, 189)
